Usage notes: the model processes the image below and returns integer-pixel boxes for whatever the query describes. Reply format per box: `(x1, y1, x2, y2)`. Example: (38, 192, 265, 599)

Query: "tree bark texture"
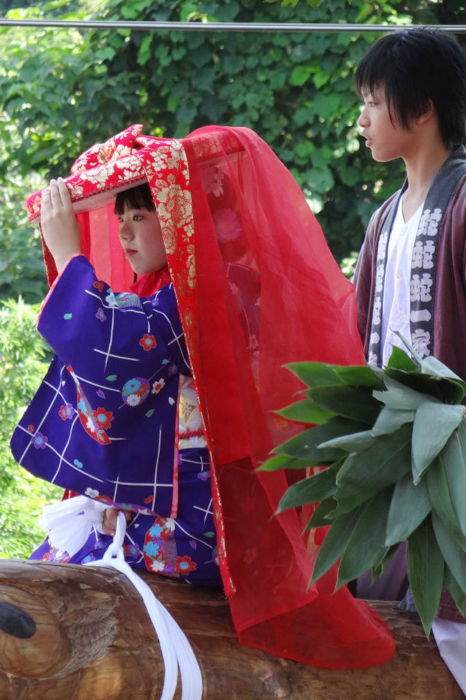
(0, 560, 462, 699)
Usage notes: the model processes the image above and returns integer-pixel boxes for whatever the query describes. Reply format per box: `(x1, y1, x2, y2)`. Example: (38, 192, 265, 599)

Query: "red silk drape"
(32, 124, 394, 668)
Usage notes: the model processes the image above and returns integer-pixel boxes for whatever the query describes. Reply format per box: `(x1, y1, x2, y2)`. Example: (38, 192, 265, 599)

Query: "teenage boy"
(354, 28, 466, 376)
(353, 28, 466, 692)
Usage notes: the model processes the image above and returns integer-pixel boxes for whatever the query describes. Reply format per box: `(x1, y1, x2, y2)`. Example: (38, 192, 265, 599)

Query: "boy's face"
(117, 204, 167, 275)
(358, 85, 413, 162)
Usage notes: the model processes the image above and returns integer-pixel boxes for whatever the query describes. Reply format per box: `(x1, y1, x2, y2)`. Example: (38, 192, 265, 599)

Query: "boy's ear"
(416, 99, 435, 126)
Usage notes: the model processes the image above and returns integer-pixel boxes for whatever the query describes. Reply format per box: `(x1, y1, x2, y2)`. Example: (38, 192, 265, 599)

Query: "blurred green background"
(0, 0, 463, 558)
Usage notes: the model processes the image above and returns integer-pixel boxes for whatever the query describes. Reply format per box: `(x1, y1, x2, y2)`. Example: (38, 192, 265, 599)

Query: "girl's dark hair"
(114, 183, 155, 214)
(355, 28, 466, 149)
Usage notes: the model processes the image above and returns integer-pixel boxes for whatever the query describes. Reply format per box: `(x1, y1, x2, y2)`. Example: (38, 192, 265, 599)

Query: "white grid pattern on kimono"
(18, 364, 67, 464)
(86, 287, 186, 370)
(180, 455, 208, 468)
(19, 368, 172, 493)
(152, 307, 189, 367)
(72, 372, 121, 394)
(174, 519, 214, 550)
(104, 305, 116, 371)
(16, 423, 105, 483)
(93, 348, 141, 363)
(85, 288, 152, 369)
(193, 497, 213, 524)
(44, 378, 71, 405)
(151, 425, 163, 510)
(51, 414, 79, 483)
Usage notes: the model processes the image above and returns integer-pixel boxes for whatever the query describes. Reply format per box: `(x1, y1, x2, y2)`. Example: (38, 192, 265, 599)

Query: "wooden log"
(0, 559, 462, 699)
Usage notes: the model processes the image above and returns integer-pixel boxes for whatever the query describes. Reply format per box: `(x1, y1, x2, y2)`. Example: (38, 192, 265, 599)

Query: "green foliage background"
(0, 0, 463, 557)
(0, 299, 61, 558)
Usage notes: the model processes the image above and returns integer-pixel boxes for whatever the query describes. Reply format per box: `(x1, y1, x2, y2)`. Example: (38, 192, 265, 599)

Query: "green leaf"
(277, 463, 339, 513)
(137, 34, 153, 66)
(385, 473, 431, 546)
(432, 512, 466, 594)
(286, 361, 343, 388)
(408, 516, 444, 636)
(333, 364, 385, 390)
(371, 407, 415, 437)
(258, 453, 311, 472)
(335, 424, 412, 512)
(386, 346, 419, 371)
(337, 489, 392, 587)
(421, 356, 462, 381)
(303, 498, 336, 530)
(443, 425, 466, 536)
(308, 386, 381, 425)
(319, 429, 375, 453)
(412, 404, 464, 484)
(445, 567, 466, 617)
(311, 507, 363, 584)
(386, 367, 465, 405)
(290, 65, 313, 86)
(286, 362, 385, 393)
(427, 456, 465, 542)
(373, 376, 437, 410)
(274, 417, 365, 463)
(276, 398, 336, 424)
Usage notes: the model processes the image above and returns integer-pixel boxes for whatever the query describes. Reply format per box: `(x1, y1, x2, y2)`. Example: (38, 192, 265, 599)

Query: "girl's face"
(117, 205, 167, 275)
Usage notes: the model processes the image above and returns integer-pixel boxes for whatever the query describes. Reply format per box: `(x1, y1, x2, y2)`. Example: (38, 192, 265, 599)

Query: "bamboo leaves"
(412, 403, 464, 483)
(277, 463, 339, 513)
(263, 344, 466, 637)
(408, 517, 444, 635)
(337, 489, 392, 587)
(385, 474, 431, 546)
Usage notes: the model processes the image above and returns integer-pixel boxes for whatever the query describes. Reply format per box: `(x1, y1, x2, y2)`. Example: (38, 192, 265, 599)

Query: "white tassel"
(86, 513, 203, 700)
(39, 496, 111, 558)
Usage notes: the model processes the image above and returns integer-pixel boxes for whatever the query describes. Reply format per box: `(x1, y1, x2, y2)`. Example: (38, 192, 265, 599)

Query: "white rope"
(84, 512, 203, 700)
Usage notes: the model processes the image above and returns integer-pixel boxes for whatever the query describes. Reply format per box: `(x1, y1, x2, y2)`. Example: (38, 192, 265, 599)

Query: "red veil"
(27, 125, 394, 668)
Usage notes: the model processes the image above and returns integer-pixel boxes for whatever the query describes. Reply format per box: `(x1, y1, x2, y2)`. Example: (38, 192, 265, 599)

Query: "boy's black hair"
(114, 182, 155, 214)
(355, 28, 466, 149)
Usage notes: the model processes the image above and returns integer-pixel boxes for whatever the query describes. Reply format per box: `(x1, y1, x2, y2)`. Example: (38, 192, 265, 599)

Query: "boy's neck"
(403, 138, 452, 200)
(401, 136, 452, 221)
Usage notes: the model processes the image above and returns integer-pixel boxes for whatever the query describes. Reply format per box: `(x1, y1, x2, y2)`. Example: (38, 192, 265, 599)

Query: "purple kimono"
(11, 256, 220, 586)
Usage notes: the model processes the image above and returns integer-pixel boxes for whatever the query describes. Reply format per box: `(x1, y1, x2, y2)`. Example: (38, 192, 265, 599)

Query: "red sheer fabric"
(30, 125, 394, 668)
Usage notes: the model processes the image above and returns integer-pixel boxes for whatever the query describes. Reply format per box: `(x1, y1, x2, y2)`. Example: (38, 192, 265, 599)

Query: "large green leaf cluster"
(0, 0, 463, 301)
(0, 298, 62, 559)
(261, 346, 466, 635)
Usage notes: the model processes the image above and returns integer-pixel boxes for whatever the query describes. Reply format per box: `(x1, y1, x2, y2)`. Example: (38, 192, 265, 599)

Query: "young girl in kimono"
(11, 125, 395, 668)
(21, 176, 220, 585)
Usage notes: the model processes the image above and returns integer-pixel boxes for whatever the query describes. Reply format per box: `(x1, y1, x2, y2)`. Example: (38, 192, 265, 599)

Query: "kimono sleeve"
(11, 255, 185, 513)
(353, 209, 378, 347)
(38, 255, 189, 382)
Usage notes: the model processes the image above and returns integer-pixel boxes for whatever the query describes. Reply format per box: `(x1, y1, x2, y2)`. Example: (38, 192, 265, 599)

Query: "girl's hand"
(101, 508, 134, 536)
(40, 178, 81, 273)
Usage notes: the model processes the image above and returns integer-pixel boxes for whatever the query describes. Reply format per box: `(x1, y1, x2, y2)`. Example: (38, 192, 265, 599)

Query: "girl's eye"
(133, 214, 143, 222)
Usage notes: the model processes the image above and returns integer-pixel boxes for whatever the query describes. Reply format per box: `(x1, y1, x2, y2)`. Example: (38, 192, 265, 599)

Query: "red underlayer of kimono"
(27, 124, 394, 668)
